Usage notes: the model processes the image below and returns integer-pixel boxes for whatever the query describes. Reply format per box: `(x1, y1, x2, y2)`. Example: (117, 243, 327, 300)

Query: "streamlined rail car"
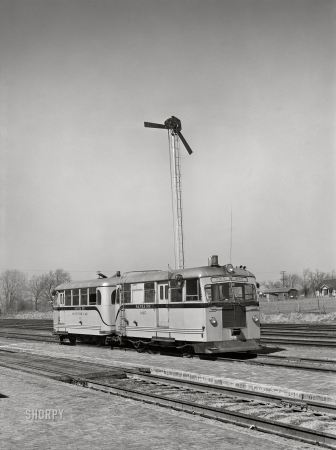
(53, 256, 261, 355)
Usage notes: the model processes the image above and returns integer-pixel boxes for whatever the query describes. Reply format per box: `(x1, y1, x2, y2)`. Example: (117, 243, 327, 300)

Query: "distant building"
(258, 287, 299, 301)
(315, 279, 336, 297)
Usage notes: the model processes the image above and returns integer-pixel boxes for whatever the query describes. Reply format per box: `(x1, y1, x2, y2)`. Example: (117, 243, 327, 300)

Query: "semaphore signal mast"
(144, 116, 193, 270)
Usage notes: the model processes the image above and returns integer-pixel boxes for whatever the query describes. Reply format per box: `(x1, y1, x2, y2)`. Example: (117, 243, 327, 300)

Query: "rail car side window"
(72, 289, 79, 306)
(97, 290, 101, 305)
(131, 284, 144, 304)
(121, 284, 131, 303)
(144, 282, 155, 303)
(169, 280, 182, 302)
(115, 288, 120, 304)
(111, 289, 116, 304)
(89, 288, 96, 305)
(159, 285, 169, 300)
(58, 292, 65, 306)
(65, 290, 71, 306)
(186, 279, 201, 301)
(80, 289, 88, 305)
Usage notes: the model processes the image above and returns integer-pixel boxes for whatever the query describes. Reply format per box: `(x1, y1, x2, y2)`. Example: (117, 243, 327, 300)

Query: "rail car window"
(80, 289, 88, 305)
(171, 288, 182, 302)
(168, 280, 182, 302)
(72, 289, 79, 306)
(121, 284, 131, 303)
(159, 285, 169, 300)
(55, 292, 64, 306)
(65, 290, 71, 306)
(144, 282, 155, 303)
(131, 284, 144, 304)
(59, 292, 65, 305)
(89, 288, 96, 305)
(186, 279, 201, 301)
(205, 283, 257, 303)
(244, 284, 257, 301)
(111, 289, 116, 305)
(97, 290, 101, 305)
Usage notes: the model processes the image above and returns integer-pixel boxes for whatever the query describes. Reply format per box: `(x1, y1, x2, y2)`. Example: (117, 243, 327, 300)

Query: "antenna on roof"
(230, 203, 233, 264)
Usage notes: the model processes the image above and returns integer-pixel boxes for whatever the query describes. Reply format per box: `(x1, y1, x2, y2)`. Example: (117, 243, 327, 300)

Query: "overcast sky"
(1, 0, 335, 283)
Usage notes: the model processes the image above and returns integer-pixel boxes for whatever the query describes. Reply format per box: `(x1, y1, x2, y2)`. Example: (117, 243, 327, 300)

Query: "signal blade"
(144, 122, 167, 129)
(177, 130, 193, 154)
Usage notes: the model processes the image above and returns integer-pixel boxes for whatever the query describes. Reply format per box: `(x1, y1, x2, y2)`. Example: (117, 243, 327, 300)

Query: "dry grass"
(1, 311, 53, 319)
(261, 311, 336, 324)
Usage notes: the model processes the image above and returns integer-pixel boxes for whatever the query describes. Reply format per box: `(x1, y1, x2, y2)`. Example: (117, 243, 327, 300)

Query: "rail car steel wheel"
(180, 344, 194, 358)
(96, 337, 105, 347)
(133, 340, 147, 353)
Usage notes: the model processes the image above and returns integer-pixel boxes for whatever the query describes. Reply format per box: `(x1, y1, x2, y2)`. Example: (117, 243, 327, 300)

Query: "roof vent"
(208, 255, 219, 267)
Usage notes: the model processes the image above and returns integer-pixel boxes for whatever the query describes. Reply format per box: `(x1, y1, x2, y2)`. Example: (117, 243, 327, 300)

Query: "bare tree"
(41, 269, 71, 306)
(325, 269, 336, 279)
(299, 268, 311, 297)
(0, 270, 27, 315)
(308, 269, 326, 296)
(284, 273, 301, 289)
(27, 275, 46, 311)
(263, 280, 282, 289)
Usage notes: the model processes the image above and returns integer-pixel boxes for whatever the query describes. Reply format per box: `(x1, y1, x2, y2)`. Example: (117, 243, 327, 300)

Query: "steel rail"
(261, 338, 336, 347)
(123, 371, 336, 415)
(0, 349, 335, 447)
(83, 378, 336, 449)
(214, 355, 336, 373)
(0, 331, 56, 342)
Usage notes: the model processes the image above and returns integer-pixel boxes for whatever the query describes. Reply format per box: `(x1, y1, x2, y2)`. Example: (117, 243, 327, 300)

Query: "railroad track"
(261, 323, 336, 346)
(215, 354, 336, 373)
(2, 319, 336, 344)
(0, 349, 335, 448)
(0, 319, 52, 330)
(1, 326, 336, 374)
(0, 331, 57, 342)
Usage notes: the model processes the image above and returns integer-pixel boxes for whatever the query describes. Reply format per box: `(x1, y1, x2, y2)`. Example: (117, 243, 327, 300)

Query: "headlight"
(225, 264, 235, 274)
(252, 315, 260, 324)
(209, 317, 218, 327)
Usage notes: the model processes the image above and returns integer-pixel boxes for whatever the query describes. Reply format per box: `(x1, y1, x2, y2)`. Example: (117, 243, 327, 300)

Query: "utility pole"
(280, 271, 286, 287)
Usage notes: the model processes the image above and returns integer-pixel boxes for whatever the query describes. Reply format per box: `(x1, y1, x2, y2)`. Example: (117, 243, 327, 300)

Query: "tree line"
(0, 269, 71, 315)
(262, 268, 336, 296)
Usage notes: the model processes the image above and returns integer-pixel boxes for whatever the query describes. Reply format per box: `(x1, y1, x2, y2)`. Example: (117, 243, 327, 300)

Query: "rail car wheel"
(181, 345, 194, 358)
(59, 336, 64, 345)
(69, 335, 76, 345)
(96, 337, 105, 347)
(133, 340, 147, 353)
(147, 348, 159, 354)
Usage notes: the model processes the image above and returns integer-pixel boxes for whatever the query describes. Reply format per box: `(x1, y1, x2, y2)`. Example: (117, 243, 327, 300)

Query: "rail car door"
(157, 283, 169, 327)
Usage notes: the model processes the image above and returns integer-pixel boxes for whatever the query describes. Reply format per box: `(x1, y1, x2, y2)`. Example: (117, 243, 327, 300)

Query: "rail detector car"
(53, 256, 261, 354)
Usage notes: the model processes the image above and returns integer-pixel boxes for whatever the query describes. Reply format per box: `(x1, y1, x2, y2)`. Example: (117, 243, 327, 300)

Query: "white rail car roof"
(55, 266, 255, 292)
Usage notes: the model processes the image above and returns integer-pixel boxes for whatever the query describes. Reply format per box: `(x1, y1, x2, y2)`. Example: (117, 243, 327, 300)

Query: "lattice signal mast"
(144, 116, 193, 270)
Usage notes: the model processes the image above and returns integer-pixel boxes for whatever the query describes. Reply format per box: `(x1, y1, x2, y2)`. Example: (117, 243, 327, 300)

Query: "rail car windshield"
(205, 282, 257, 303)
